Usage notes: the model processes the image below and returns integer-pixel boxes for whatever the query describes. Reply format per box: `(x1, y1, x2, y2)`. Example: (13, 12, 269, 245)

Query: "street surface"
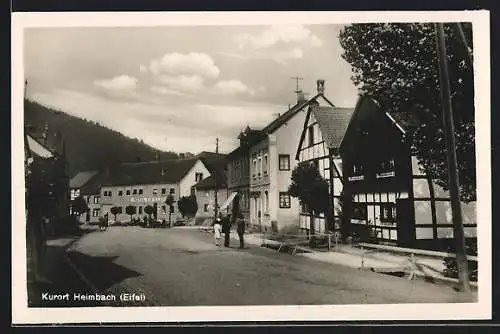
(66, 226, 475, 306)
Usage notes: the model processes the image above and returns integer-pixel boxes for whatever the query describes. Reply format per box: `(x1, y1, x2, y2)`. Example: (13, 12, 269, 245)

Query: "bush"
(442, 240, 478, 282)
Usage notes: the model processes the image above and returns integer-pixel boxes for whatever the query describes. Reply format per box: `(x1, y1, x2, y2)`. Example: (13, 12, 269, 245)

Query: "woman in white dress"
(213, 213, 222, 246)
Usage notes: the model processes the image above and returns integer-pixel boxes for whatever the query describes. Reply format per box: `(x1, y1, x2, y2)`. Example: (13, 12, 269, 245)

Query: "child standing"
(213, 214, 222, 246)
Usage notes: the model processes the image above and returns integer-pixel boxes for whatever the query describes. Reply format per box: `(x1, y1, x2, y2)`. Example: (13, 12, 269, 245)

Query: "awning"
(220, 192, 238, 211)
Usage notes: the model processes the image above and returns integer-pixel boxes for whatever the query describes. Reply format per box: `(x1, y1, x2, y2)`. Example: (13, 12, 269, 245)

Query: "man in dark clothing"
(236, 214, 245, 249)
(222, 214, 231, 247)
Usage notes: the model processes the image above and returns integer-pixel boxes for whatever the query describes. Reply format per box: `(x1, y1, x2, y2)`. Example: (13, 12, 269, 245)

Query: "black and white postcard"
(11, 11, 491, 324)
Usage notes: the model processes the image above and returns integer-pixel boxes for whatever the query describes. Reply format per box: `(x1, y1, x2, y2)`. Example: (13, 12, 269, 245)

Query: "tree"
(177, 195, 198, 218)
(339, 23, 475, 202)
(71, 196, 89, 217)
(125, 205, 137, 222)
(110, 206, 121, 222)
(288, 161, 331, 239)
(144, 205, 155, 219)
(165, 195, 175, 227)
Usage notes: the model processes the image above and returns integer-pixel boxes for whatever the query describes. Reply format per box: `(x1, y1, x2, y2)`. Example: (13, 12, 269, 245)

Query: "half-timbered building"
(338, 96, 476, 250)
(295, 80, 355, 235)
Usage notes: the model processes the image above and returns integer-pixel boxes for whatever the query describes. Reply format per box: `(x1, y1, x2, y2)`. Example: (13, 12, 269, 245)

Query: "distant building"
(226, 127, 266, 223)
(99, 158, 211, 223)
(338, 96, 476, 250)
(69, 171, 102, 224)
(192, 152, 229, 220)
(248, 81, 337, 233)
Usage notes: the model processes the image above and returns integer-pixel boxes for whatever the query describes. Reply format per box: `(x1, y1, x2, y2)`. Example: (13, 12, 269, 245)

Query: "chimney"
(316, 79, 325, 95)
(297, 91, 307, 103)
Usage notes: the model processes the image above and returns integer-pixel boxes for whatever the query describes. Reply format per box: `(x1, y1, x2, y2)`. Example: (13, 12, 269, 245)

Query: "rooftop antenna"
(291, 75, 304, 101)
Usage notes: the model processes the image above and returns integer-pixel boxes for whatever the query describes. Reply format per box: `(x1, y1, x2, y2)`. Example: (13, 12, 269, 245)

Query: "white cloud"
(146, 52, 220, 79)
(159, 74, 205, 93)
(139, 65, 148, 73)
(236, 25, 322, 50)
(211, 80, 255, 96)
(93, 75, 138, 92)
(150, 86, 192, 97)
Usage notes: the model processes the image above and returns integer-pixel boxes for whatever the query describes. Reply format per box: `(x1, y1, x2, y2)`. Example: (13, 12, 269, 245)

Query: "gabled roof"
(261, 94, 323, 135)
(70, 171, 98, 189)
(26, 134, 54, 159)
(196, 151, 228, 185)
(101, 158, 201, 187)
(193, 174, 227, 190)
(80, 172, 106, 195)
(312, 106, 356, 150)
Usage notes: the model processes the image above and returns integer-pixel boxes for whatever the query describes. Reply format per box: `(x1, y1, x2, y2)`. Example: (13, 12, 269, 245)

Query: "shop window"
(413, 179, 431, 198)
(437, 227, 454, 239)
(414, 201, 432, 225)
(416, 227, 434, 239)
(279, 192, 291, 208)
(380, 203, 396, 222)
(352, 203, 367, 220)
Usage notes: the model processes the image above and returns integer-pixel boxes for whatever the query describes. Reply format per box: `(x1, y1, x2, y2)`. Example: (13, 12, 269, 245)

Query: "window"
(138, 189, 143, 195)
(138, 206, 143, 214)
(279, 192, 291, 208)
(195, 172, 204, 182)
(109, 191, 112, 197)
(133, 189, 137, 195)
(265, 191, 269, 213)
(252, 158, 257, 179)
(126, 190, 131, 196)
(204, 204, 209, 212)
(279, 154, 290, 171)
(93, 196, 100, 204)
(118, 190, 123, 196)
(380, 203, 396, 222)
(162, 205, 167, 213)
(352, 203, 367, 220)
(86, 196, 90, 204)
(257, 157, 262, 177)
(170, 206, 175, 213)
(170, 188, 175, 194)
(353, 163, 364, 175)
(92, 208, 100, 217)
(152, 188, 158, 195)
(161, 188, 166, 195)
(263, 154, 268, 176)
(308, 125, 314, 146)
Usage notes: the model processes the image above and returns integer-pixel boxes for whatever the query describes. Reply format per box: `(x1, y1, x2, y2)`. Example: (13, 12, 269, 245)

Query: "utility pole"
(214, 138, 219, 219)
(434, 23, 470, 293)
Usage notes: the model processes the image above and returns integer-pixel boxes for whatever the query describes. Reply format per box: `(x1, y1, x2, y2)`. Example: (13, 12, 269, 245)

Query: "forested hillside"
(24, 99, 185, 177)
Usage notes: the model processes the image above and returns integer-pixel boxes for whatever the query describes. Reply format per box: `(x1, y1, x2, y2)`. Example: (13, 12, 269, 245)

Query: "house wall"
(227, 152, 251, 219)
(179, 160, 211, 197)
(341, 106, 476, 250)
(195, 188, 229, 218)
(273, 107, 308, 232)
(77, 194, 101, 224)
(249, 138, 270, 229)
(297, 108, 342, 234)
(100, 183, 179, 223)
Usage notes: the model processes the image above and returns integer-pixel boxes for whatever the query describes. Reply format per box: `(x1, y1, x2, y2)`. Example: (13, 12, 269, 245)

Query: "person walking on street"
(213, 213, 222, 246)
(222, 214, 231, 247)
(236, 213, 245, 249)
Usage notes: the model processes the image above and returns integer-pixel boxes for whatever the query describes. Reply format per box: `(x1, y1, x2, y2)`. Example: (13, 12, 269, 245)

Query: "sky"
(24, 25, 360, 154)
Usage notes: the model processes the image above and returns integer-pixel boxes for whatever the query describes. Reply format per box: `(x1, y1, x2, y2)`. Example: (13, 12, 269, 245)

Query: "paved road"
(66, 226, 474, 306)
